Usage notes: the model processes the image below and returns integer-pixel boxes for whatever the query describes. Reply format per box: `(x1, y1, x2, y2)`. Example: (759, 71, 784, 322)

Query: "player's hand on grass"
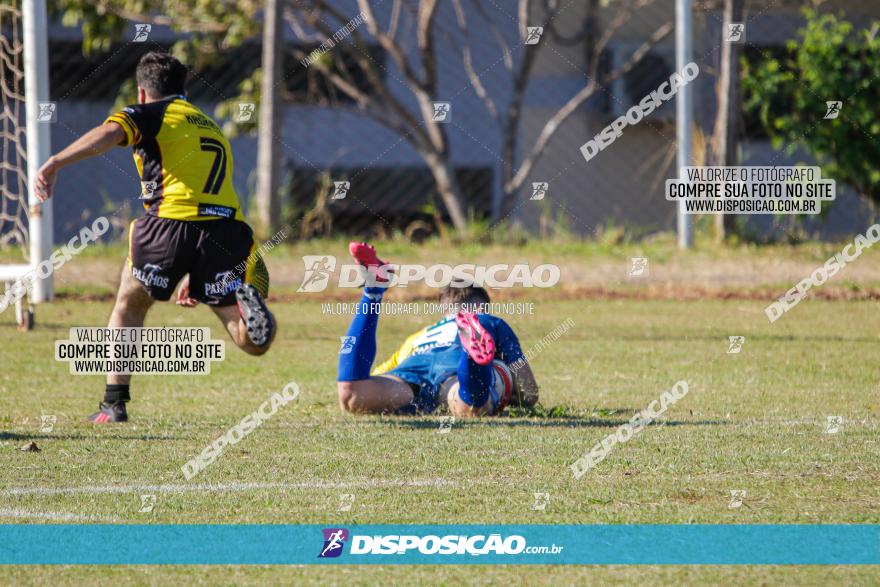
(176, 275, 199, 307)
(35, 158, 59, 201)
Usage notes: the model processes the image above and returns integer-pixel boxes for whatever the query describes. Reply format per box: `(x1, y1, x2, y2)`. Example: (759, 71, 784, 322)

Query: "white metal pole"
(675, 0, 693, 249)
(22, 0, 54, 301)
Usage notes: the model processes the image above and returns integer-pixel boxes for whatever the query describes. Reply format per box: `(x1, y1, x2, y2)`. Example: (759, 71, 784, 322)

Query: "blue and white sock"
(337, 286, 385, 381)
(456, 353, 494, 408)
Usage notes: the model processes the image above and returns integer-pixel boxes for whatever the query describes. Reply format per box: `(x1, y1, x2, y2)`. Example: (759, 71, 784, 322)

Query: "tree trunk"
(499, 118, 518, 224)
(711, 0, 745, 240)
(255, 0, 282, 237)
(421, 149, 469, 235)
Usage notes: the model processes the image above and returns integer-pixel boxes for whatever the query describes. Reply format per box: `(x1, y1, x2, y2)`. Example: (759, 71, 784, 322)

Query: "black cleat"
(236, 283, 275, 347)
(87, 401, 128, 423)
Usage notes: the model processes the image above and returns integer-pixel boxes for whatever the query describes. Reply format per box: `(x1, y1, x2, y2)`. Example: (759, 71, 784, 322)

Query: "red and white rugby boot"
(87, 401, 128, 423)
(348, 241, 394, 285)
(455, 310, 496, 366)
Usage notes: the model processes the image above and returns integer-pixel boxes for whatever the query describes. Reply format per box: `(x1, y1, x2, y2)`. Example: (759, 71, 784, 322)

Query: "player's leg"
(89, 217, 187, 423)
(445, 378, 495, 417)
(446, 355, 497, 418)
(107, 264, 155, 353)
(446, 310, 497, 418)
(230, 281, 275, 352)
(192, 220, 275, 354)
(211, 300, 273, 356)
(89, 265, 155, 422)
(337, 375, 415, 414)
(337, 241, 404, 413)
(336, 280, 398, 411)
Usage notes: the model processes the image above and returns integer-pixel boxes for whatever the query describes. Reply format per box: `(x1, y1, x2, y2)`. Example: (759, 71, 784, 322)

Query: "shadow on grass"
(612, 332, 880, 344)
(0, 432, 181, 441)
(380, 404, 729, 429)
(0, 321, 80, 330)
(386, 419, 728, 430)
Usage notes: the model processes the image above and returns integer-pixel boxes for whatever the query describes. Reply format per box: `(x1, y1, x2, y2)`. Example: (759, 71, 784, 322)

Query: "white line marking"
(0, 508, 119, 522)
(0, 478, 451, 497)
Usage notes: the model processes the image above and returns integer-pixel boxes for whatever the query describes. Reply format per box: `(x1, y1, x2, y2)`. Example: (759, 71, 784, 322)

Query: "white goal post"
(0, 0, 53, 327)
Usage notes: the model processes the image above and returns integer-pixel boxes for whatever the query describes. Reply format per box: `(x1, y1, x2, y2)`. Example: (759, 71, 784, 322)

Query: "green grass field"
(2, 282, 879, 583)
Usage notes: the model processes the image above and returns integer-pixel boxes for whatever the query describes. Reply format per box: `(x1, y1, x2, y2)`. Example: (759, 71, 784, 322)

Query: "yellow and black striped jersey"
(105, 97, 243, 222)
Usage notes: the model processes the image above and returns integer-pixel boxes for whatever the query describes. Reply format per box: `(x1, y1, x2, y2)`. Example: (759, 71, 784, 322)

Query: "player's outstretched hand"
(35, 158, 58, 201)
(175, 275, 199, 308)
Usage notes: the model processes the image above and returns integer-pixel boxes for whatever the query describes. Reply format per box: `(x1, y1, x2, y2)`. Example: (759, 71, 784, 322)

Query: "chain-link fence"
(3, 0, 879, 247)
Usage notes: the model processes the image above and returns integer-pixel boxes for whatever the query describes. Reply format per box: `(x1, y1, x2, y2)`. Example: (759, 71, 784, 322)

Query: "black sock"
(104, 384, 130, 404)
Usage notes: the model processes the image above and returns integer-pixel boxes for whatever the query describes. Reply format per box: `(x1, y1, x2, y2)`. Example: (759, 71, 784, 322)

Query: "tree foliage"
(50, 0, 673, 233)
(742, 10, 880, 202)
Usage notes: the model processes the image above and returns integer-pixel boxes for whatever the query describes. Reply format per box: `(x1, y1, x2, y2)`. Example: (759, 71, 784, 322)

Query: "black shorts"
(128, 215, 269, 306)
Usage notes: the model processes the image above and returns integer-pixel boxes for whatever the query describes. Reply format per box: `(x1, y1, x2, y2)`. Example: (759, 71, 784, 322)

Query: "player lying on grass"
(34, 51, 276, 423)
(337, 243, 539, 416)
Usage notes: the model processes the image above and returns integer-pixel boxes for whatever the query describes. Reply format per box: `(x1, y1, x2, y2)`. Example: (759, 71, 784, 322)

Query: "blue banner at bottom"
(0, 524, 877, 565)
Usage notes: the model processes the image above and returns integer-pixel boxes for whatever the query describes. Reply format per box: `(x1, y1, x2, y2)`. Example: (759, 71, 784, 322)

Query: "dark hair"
(136, 51, 187, 97)
(438, 284, 491, 308)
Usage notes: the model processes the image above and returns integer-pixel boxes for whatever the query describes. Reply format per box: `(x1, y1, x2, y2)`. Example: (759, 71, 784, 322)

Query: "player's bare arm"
(34, 123, 125, 201)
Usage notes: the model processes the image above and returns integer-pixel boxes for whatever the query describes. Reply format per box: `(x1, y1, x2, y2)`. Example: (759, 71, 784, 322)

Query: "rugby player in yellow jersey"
(34, 51, 275, 423)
